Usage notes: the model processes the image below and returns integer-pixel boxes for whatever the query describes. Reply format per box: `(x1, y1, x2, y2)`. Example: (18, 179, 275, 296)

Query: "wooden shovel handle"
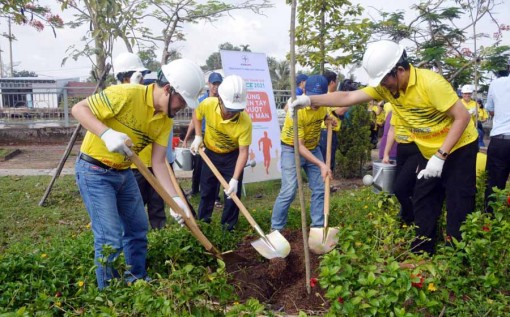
(324, 122, 332, 228)
(198, 147, 267, 238)
(126, 141, 222, 259)
(165, 159, 198, 227)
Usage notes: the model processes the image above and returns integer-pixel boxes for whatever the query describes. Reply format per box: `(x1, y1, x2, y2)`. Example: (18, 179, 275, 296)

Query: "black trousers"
(411, 140, 478, 254)
(191, 154, 202, 194)
(485, 137, 510, 212)
(198, 148, 243, 231)
(133, 168, 166, 229)
(394, 142, 421, 225)
(192, 154, 221, 200)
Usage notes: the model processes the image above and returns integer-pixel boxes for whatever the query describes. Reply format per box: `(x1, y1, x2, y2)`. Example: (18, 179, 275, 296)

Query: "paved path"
(0, 144, 192, 178)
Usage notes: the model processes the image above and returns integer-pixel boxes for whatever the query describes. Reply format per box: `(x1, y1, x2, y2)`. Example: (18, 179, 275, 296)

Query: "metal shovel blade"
(308, 227, 340, 255)
(250, 230, 291, 259)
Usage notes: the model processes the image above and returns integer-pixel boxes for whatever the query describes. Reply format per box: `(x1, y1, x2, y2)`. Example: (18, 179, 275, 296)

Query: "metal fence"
(0, 87, 292, 128)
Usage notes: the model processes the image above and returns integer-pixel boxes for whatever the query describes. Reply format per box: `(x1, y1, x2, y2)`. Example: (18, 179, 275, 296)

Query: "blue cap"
(208, 72, 223, 84)
(296, 73, 308, 85)
(305, 75, 328, 95)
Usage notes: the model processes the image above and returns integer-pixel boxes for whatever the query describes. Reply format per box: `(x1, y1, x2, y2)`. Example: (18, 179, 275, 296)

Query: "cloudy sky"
(1, 0, 509, 82)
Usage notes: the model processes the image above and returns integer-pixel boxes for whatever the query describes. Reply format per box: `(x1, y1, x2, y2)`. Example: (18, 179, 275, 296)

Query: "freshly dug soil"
(225, 229, 330, 315)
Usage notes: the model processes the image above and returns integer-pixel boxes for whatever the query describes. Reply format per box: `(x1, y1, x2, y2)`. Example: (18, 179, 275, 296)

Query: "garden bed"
(226, 229, 329, 315)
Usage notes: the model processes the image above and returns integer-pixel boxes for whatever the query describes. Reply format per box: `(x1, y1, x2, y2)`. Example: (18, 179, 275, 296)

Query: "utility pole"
(0, 46, 3, 78)
(8, 17, 13, 77)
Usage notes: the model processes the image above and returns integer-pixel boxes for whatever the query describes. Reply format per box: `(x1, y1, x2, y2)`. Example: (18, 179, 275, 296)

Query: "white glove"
(169, 197, 191, 226)
(100, 128, 132, 156)
(224, 178, 239, 199)
(417, 155, 445, 179)
(130, 71, 143, 84)
(288, 95, 311, 118)
(468, 108, 476, 115)
(189, 135, 203, 155)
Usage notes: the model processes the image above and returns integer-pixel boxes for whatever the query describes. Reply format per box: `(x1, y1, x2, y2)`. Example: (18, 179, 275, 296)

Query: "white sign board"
(220, 50, 282, 183)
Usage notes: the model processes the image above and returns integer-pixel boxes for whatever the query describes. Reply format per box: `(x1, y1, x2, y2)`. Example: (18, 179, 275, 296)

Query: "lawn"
(0, 174, 509, 316)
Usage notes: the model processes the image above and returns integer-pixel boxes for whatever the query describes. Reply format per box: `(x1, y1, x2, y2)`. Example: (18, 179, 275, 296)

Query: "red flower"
(507, 196, 510, 206)
(411, 274, 424, 289)
(337, 297, 344, 304)
(482, 225, 490, 232)
(55, 291, 62, 297)
(310, 277, 318, 288)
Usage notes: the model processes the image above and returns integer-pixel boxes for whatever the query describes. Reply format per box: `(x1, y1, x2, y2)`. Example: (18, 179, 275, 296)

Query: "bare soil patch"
(225, 229, 330, 315)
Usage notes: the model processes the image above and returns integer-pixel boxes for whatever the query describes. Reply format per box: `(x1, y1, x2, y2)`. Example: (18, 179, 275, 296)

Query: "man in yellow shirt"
(112, 52, 170, 230)
(189, 75, 252, 231)
(272, 75, 337, 231)
(289, 40, 478, 255)
(72, 58, 203, 289)
(318, 70, 347, 172)
(460, 84, 478, 127)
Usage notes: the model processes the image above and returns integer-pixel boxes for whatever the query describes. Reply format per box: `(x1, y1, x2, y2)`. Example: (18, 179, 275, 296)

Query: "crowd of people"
(72, 41, 509, 289)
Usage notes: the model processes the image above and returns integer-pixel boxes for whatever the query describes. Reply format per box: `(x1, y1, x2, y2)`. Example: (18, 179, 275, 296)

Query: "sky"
(0, 0, 509, 82)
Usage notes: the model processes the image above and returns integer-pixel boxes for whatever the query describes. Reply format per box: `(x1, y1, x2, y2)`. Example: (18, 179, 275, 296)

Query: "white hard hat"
(461, 84, 474, 94)
(161, 59, 204, 109)
(362, 40, 404, 87)
(218, 75, 247, 111)
(113, 52, 148, 76)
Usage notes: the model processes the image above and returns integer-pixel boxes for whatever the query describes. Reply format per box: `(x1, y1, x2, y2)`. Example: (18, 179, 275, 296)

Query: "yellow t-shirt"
(195, 97, 252, 154)
(478, 108, 489, 122)
(390, 110, 414, 144)
(80, 83, 172, 169)
(281, 106, 328, 150)
(362, 65, 477, 159)
(461, 99, 477, 126)
(383, 102, 393, 118)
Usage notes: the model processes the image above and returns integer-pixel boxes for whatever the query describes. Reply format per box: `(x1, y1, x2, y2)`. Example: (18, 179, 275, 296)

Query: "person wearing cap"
(183, 72, 223, 207)
(318, 70, 347, 174)
(475, 99, 489, 147)
(271, 75, 343, 231)
(484, 59, 510, 213)
(71, 58, 204, 289)
(296, 73, 308, 96)
(113, 52, 150, 84)
(289, 40, 478, 255)
(189, 75, 252, 231)
(460, 84, 478, 127)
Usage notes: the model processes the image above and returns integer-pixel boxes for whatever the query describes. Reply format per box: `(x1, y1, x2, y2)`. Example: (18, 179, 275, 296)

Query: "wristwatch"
(437, 148, 448, 158)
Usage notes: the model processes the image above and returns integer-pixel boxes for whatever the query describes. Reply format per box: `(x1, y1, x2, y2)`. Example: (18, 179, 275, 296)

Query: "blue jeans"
(271, 145, 325, 230)
(75, 158, 149, 289)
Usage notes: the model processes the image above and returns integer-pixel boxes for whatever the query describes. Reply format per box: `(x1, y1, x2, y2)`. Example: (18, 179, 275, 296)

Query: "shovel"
(308, 122, 340, 254)
(125, 141, 224, 260)
(199, 147, 291, 260)
(165, 158, 198, 227)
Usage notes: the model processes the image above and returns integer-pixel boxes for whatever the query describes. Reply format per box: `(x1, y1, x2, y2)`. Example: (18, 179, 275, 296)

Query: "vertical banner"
(220, 50, 281, 183)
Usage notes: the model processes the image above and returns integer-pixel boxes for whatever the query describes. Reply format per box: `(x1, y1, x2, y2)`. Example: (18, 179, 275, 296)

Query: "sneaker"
(214, 200, 223, 208)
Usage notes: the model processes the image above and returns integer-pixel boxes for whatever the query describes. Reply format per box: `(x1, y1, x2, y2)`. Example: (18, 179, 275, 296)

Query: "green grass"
(1, 175, 510, 316)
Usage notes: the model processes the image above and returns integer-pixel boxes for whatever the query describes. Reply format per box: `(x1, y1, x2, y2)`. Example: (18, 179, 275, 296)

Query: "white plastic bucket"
(372, 161, 397, 194)
(173, 147, 193, 171)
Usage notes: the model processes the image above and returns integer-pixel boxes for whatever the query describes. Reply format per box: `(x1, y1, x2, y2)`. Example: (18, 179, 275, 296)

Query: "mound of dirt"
(225, 229, 330, 315)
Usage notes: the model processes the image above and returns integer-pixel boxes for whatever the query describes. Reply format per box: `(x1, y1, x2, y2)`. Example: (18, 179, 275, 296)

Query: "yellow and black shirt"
(195, 97, 252, 153)
(362, 65, 477, 159)
(80, 83, 172, 169)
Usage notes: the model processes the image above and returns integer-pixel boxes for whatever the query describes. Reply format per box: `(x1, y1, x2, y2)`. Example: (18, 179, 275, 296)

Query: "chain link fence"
(0, 86, 291, 129)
